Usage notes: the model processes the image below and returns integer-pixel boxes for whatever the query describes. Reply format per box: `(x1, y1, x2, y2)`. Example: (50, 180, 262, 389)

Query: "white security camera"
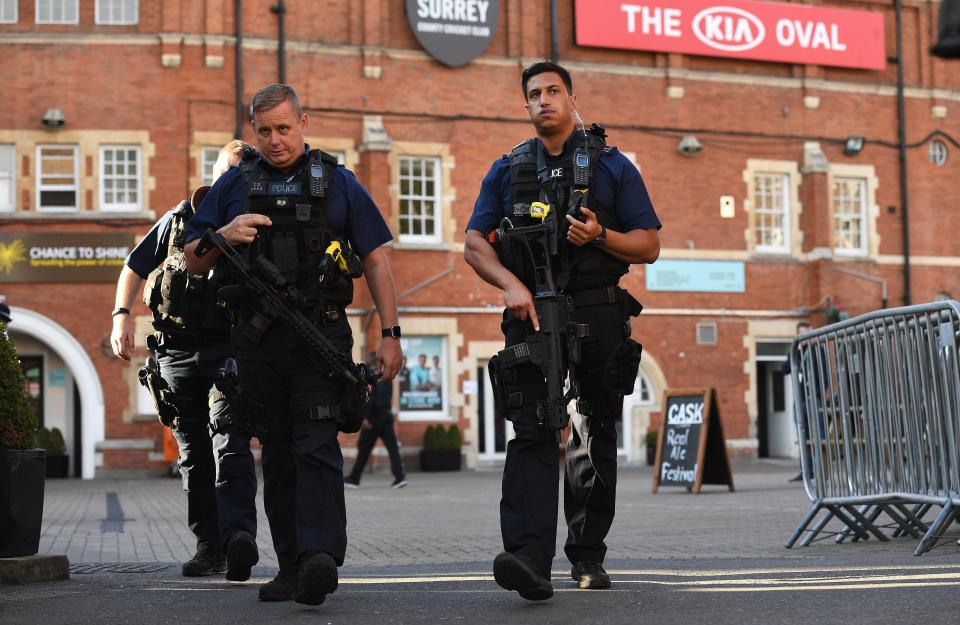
(41, 108, 65, 129)
(677, 135, 702, 156)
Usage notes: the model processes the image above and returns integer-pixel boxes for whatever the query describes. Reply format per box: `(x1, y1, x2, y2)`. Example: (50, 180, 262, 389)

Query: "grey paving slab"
(36, 460, 960, 569)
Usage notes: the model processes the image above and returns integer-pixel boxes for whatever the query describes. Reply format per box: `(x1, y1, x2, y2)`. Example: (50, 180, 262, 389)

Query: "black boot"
(182, 544, 226, 577)
(259, 568, 299, 601)
(295, 551, 338, 606)
(225, 531, 259, 582)
(493, 552, 553, 601)
(571, 561, 611, 589)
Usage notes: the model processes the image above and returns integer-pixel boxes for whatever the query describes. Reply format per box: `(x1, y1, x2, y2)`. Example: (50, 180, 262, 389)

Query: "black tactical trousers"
(499, 300, 627, 574)
(232, 319, 352, 569)
(347, 413, 405, 482)
(156, 340, 257, 552)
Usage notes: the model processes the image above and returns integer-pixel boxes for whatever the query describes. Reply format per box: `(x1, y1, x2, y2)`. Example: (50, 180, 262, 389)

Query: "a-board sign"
(652, 388, 734, 494)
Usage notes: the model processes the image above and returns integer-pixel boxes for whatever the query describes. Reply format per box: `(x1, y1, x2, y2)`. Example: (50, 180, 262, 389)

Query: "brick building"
(0, 0, 957, 478)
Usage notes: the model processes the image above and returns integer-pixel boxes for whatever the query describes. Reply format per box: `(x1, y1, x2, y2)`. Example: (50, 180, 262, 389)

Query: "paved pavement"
(4, 460, 960, 624)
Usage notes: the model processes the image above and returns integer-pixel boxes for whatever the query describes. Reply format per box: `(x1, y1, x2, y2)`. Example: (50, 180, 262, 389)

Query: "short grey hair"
(250, 83, 302, 123)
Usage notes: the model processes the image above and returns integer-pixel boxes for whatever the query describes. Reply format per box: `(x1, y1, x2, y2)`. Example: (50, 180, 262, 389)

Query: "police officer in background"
(110, 141, 262, 581)
(183, 83, 402, 606)
(464, 61, 661, 600)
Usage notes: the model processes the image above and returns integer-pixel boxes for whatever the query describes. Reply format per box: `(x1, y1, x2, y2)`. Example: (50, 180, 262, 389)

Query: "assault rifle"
(491, 201, 589, 431)
(197, 229, 376, 431)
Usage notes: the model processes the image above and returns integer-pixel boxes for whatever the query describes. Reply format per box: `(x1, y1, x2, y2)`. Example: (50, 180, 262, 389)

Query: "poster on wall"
(398, 336, 447, 417)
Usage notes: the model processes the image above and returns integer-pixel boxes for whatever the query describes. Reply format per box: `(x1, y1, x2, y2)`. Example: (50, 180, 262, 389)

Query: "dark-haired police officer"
(110, 141, 260, 580)
(464, 61, 661, 600)
(183, 83, 402, 607)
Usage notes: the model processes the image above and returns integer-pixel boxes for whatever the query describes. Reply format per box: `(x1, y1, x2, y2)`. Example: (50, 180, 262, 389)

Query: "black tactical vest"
(507, 125, 628, 286)
(143, 200, 231, 341)
(239, 149, 354, 311)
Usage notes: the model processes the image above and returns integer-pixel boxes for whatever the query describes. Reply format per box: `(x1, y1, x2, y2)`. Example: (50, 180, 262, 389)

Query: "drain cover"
(70, 563, 172, 574)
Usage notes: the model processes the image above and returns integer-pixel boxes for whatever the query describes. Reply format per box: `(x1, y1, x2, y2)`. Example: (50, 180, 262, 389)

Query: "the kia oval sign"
(574, 0, 886, 71)
(406, 0, 500, 68)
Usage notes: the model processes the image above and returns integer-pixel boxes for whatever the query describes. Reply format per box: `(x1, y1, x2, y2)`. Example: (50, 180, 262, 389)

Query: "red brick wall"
(2, 0, 958, 468)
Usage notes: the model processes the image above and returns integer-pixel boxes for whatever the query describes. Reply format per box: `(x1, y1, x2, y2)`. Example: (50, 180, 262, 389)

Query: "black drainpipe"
(234, 0, 244, 140)
(550, 0, 559, 62)
(271, 1, 286, 84)
(894, 0, 912, 305)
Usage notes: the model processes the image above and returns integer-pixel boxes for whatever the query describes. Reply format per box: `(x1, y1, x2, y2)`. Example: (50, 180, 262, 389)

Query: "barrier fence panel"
(785, 301, 960, 555)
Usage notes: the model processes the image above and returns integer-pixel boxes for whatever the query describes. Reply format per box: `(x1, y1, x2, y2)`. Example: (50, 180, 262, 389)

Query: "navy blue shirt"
(185, 148, 392, 257)
(467, 135, 661, 234)
(125, 209, 175, 279)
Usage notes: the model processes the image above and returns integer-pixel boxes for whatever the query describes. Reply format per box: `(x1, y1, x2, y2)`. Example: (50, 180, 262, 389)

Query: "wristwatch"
(591, 225, 607, 247)
(111, 307, 130, 318)
(381, 325, 402, 339)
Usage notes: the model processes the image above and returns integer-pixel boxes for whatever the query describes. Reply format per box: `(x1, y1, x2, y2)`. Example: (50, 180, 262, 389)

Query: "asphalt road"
(5, 556, 960, 625)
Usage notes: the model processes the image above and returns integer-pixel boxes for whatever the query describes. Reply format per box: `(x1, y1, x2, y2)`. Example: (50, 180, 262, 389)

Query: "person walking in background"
(344, 353, 407, 489)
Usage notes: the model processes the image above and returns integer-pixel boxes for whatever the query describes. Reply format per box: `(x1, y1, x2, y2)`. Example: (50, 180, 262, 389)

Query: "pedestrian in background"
(344, 353, 407, 489)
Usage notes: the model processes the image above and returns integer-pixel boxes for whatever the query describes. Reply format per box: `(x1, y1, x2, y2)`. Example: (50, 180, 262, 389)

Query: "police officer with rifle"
(465, 61, 661, 601)
(110, 141, 260, 580)
(184, 83, 402, 607)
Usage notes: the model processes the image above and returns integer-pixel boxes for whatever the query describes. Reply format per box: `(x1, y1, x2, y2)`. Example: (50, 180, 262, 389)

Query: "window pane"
(40, 190, 76, 207)
(398, 156, 442, 241)
(0, 0, 17, 22)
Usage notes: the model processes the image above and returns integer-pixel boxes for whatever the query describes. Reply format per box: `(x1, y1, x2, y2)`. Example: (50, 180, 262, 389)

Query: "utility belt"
(568, 284, 644, 317)
(488, 285, 645, 429)
(146, 329, 228, 353)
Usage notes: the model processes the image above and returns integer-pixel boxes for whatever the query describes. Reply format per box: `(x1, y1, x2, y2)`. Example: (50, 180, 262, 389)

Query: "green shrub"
(445, 424, 461, 450)
(34, 427, 66, 455)
(645, 430, 659, 446)
(422, 425, 440, 451)
(0, 324, 37, 449)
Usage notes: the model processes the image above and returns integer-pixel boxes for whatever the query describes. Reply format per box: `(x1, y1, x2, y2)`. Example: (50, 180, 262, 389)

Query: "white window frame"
(0, 0, 18, 23)
(35, 0, 79, 24)
(99, 145, 142, 213)
(832, 176, 869, 257)
(95, 0, 138, 25)
(200, 146, 220, 187)
(397, 155, 443, 244)
(753, 171, 791, 254)
(0, 145, 15, 212)
(36, 145, 79, 212)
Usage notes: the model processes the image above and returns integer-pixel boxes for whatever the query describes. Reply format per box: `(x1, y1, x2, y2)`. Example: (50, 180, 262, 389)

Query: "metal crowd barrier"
(784, 300, 960, 555)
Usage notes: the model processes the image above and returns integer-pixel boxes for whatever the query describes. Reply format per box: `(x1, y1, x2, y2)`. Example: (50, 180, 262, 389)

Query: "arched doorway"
(8, 307, 104, 479)
(621, 351, 667, 462)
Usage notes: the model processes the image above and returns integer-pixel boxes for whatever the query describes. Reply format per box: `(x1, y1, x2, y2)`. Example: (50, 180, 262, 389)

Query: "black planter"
(646, 444, 657, 466)
(419, 449, 462, 472)
(0, 448, 46, 558)
(45, 454, 69, 479)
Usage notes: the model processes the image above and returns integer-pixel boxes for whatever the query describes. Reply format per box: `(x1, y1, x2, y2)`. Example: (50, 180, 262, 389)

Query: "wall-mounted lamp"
(41, 108, 65, 130)
(677, 135, 702, 156)
(843, 136, 865, 156)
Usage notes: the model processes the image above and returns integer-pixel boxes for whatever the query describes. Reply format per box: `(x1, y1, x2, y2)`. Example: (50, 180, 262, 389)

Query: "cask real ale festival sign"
(652, 388, 734, 494)
(406, 0, 500, 67)
(575, 0, 886, 71)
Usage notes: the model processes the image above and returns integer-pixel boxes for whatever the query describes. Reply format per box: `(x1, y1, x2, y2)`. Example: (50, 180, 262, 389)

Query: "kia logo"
(692, 6, 765, 52)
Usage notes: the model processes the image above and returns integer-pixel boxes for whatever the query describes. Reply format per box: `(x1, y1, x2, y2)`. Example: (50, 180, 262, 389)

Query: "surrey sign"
(406, 0, 500, 67)
(575, 0, 886, 71)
